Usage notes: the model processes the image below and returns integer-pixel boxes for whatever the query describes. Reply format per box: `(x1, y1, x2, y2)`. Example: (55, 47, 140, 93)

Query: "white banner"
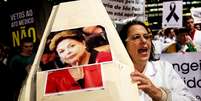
(101, 0, 145, 23)
(162, 0, 183, 28)
(160, 52, 201, 101)
(191, 7, 201, 24)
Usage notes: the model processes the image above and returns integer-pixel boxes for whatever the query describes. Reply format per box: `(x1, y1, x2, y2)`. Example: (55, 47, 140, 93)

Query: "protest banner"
(160, 52, 201, 101)
(18, 0, 139, 101)
(101, 0, 145, 23)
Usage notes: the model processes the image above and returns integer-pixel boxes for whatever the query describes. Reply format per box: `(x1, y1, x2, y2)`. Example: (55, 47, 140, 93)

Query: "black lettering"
(122, 6, 131, 11)
(103, 3, 113, 9)
(200, 60, 201, 71)
(132, 7, 140, 11)
(124, 13, 133, 17)
(197, 79, 201, 88)
(187, 77, 196, 88)
(172, 60, 201, 74)
(114, 12, 123, 16)
(191, 62, 199, 71)
(183, 77, 201, 88)
(196, 95, 201, 101)
(114, 4, 121, 10)
(172, 63, 180, 72)
(107, 11, 113, 15)
(181, 63, 190, 74)
(125, 0, 134, 4)
(183, 77, 186, 84)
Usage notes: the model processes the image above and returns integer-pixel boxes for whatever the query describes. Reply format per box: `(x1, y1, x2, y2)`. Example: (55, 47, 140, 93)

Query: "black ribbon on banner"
(166, 2, 179, 22)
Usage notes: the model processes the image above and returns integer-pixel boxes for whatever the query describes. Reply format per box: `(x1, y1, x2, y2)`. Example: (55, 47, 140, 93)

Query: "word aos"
(12, 26, 36, 47)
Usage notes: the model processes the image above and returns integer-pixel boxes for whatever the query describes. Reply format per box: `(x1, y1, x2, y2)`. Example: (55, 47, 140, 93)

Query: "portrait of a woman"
(45, 28, 112, 94)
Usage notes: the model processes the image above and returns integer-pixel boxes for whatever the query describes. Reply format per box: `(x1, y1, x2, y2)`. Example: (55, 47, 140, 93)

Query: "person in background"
(194, 23, 201, 31)
(163, 28, 176, 44)
(184, 16, 201, 49)
(152, 29, 166, 59)
(8, 37, 36, 101)
(45, 29, 112, 93)
(40, 46, 57, 71)
(119, 20, 196, 101)
(0, 43, 13, 101)
(153, 29, 165, 43)
(163, 28, 197, 53)
(82, 25, 110, 52)
(40, 34, 58, 71)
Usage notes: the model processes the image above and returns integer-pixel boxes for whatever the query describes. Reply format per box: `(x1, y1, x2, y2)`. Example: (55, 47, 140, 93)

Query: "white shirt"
(193, 30, 201, 51)
(139, 60, 196, 101)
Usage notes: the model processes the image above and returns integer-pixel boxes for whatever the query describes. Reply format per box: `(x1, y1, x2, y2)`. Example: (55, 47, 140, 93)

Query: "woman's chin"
(65, 60, 78, 66)
(139, 57, 149, 62)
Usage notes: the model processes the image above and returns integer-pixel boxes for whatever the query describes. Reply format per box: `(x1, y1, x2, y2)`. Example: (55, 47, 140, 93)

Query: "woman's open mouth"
(138, 47, 148, 55)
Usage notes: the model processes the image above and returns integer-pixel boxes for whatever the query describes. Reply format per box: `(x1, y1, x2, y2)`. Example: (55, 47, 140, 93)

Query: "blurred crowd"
(152, 16, 201, 59)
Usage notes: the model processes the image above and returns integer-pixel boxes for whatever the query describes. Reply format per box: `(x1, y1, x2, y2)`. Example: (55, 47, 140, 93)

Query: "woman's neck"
(133, 61, 146, 73)
(79, 51, 91, 65)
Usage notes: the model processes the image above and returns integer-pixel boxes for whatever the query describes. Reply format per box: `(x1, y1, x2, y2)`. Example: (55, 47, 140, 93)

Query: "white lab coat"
(139, 60, 196, 101)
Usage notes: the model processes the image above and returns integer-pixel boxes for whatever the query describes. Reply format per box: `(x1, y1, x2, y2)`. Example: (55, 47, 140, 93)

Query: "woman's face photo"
(40, 25, 112, 71)
(56, 38, 86, 65)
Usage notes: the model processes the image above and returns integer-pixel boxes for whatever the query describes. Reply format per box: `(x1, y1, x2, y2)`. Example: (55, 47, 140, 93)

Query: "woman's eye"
(58, 50, 64, 54)
(69, 44, 75, 48)
(132, 35, 141, 40)
(144, 34, 152, 40)
(144, 35, 150, 39)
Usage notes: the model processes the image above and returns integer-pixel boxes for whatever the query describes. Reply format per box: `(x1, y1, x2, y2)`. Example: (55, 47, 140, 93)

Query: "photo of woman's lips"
(65, 53, 77, 60)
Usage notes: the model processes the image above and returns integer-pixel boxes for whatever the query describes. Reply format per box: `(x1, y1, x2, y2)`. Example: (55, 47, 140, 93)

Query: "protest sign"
(101, 0, 145, 23)
(162, 0, 183, 28)
(160, 52, 201, 101)
(18, 0, 139, 101)
(9, 8, 37, 47)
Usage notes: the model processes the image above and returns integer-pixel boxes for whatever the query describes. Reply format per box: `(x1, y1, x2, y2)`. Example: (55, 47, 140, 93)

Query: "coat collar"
(143, 61, 157, 77)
